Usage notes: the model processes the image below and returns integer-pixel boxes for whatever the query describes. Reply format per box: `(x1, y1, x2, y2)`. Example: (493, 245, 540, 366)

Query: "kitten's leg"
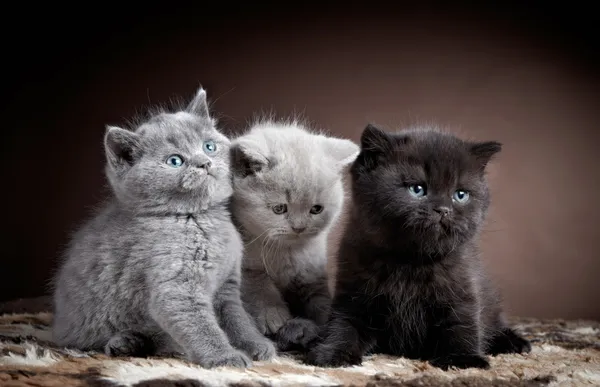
(296, 273, 332, 348)
(242, 268, 292, 336)
(487, 328, 532, 355)
(153, 332, 185, 358)
(428, 303, 490, 370)
(105, 331, 155, 357)
(276, 317, 320, 351)
(486, 313, 531, 355)
(301, 273, 332, 326)
(277, 273, 331, 351)
(149, 285, 251, 368)
(214, 273, 277, 361)
(305, 293, 376, 367)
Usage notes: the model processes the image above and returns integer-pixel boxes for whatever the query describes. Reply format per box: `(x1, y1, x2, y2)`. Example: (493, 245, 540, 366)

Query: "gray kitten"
(52, 88, 275, 368)
(230, 119, 359, 350)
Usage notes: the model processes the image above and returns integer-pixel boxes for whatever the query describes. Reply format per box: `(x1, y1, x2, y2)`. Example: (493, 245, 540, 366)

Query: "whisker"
(245, 228, 272, 246)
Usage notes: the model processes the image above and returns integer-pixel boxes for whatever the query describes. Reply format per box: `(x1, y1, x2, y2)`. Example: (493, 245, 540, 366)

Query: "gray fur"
(230, 119, 359, 350)
(52, 88, 275, 368)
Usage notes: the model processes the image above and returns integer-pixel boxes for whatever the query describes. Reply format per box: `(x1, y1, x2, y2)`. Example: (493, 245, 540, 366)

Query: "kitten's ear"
(323, 137, 360, 171)
(104, 126, 142, 173)
(230, 139, 270, 178)
(469, 141, 502, 169)
(360, 124, 394, 152)
(186, 87, 210, 119)
(355, 124, 395, 169)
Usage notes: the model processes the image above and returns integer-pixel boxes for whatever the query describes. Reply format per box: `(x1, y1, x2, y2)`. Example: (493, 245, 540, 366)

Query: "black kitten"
(305, 124, 531, 370)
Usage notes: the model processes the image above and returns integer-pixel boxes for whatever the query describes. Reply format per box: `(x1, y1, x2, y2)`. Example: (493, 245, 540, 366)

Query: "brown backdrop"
(2, 3, 598, 320)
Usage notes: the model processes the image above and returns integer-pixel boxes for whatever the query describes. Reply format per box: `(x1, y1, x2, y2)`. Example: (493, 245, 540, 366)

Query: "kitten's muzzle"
(190, 162, 216, 178)
(434, 206, 451, 218)
(192, 160, 211, 170)
(189, 154, 212, 173)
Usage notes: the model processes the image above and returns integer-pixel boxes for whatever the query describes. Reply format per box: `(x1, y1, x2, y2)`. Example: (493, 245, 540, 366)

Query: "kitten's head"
(230, 120, 359, 244)
(104, 88, 232, 213)
(351, 124, 501, 258)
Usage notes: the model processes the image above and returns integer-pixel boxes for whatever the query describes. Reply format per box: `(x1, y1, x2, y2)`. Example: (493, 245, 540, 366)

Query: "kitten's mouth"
(180, 171, 216, 192)
(432, 213, 453, 227)
(279, 232, 315, 242)
(429, 220, 453, 236)
(197, 169, 215, 178)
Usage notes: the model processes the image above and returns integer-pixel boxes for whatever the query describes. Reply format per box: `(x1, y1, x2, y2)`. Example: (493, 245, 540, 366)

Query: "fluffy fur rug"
(0, 312, 598, 387)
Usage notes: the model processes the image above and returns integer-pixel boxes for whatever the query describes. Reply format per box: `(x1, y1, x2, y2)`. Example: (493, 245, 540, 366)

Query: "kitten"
(52, 88, 275, 368)
(306, 124, 531, 370)
(230, 119, 359, 350)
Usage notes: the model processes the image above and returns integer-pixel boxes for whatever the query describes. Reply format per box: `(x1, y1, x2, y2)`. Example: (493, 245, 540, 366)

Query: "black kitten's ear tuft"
(360, 124, 393, 153)
(469, 141, 502, 169)
(104, 126, 142, 173)
(355, 124, 396, 170)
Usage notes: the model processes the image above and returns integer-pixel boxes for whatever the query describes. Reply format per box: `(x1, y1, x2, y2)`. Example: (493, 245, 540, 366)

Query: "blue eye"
(166, 154, 184, 168)
(203, 140, 217, 154)
(453, 190, 470, 203)
(408, 184, 427, 198)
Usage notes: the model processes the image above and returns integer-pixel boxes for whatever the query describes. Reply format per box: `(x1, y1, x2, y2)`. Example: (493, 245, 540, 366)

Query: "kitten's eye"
(272, 204, 288, 215)
(203, 140, 217, 154)
(408, 184, 427, 198)
(166, 154, 184, 168)
(310, 205, 324, 214)
(453, 190, 470, 203)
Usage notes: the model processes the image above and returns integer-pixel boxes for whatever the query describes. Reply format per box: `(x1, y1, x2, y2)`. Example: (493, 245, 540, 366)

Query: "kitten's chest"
(273, 246, 324, 288)
(177, 215, 240, 276)
(377, 268, 447, 323)
(243, 238, 325, 287)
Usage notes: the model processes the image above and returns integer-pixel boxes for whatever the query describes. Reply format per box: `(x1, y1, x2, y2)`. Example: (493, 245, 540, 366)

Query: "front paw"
(191, 349, 252, 368)
(255, 306, 292, 336)
(276, 317, 320, 351)
(105, 331, 155, 357)
(488, 328, 532, 355)
(241, 337, 277, 361)
(305, 344, 363, 367)
(430, 354, 490, 370)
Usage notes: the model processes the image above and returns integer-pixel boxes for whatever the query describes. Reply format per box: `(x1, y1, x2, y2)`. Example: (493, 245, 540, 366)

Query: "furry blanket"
(0, 312, 598, 387)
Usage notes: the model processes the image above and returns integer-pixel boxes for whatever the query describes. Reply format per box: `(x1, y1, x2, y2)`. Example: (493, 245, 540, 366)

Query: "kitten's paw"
(305, 344, 363, 367)
(255, 306, 292, 336)
(241, 337, 277, 361)
(105, 331, 154, 357)
(276, 317, 320, 351)
(193, 349, 253, 368)
(487, 328, 532, 355)
(430, 354, 490, 370)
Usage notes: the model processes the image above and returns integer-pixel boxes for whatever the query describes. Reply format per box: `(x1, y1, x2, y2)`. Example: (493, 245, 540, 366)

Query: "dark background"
(1, 3, 598, 320)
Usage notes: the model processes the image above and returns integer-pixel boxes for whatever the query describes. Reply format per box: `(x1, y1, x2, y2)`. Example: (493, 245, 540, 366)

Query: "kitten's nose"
(434, 206, 451, 217)
(194, 160, 212, 169)
(291, 227, 306, 234)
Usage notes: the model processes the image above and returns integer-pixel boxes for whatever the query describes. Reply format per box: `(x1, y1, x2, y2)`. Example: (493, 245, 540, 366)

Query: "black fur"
(305, 124, 531, 370)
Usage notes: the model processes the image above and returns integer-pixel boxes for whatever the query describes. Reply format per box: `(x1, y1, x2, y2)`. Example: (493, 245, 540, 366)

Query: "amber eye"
(310, 205, 324, 214)
(272, 204, 288, 215)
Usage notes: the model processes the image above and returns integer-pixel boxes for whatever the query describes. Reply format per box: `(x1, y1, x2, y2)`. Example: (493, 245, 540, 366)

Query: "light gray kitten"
(230, 119, 359, 350)
(52, 88, 275, 368)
